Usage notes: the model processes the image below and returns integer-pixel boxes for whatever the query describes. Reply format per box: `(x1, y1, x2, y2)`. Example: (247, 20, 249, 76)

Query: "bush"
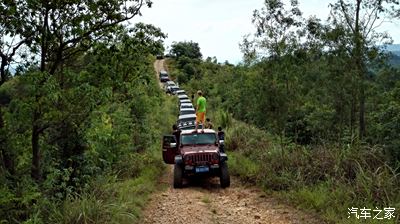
(176, 72, 189, 84)
(215, 110, 232, 129)
(225, 119, 400, 223)
(225, 120, 270, 154)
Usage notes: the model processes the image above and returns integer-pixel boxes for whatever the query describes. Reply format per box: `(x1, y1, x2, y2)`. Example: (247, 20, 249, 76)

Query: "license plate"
(195, 166, 209, 173)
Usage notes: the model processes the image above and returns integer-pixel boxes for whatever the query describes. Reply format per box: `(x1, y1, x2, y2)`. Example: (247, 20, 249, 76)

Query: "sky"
(133, 0, 400, 64)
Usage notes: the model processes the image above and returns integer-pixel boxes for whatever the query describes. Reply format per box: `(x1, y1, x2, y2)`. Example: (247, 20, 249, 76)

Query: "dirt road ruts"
(142, 166, 322, 224)
(145, 59, 324, 224)
(154, 59, 165, 88)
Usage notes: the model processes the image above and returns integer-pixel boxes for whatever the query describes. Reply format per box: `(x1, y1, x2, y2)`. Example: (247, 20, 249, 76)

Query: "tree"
(130, 23, 167, 56)
(0, 0, 153, 181)
(0, 1, 34, 85)
(245, 0, 303, 59)
(239, 0, 305, 144)
(170, 41, 202, 59)
(0, 0, 36, 175)
(329, 0, 400, 139)
(0, 20, 167, 221)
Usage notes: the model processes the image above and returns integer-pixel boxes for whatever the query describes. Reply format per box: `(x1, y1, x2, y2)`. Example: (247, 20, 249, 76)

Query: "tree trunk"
(31, 4, 49, 181)
(359, 76, 365, 138)
(350, 95, 355, 138)
(0, 55, 7, 86)
(0, 106, 14, 175)
(354, 0, 366, 139)
(0, 54, 14, 175)
(31, 122, 41, 181)
(40, 6, 49, 72)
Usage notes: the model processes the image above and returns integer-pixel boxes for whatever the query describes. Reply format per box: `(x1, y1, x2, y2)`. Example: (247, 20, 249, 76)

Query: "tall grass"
(226, 119, 400, 223)
(215, 109, 232, 129)
(45, 148, 164, 224)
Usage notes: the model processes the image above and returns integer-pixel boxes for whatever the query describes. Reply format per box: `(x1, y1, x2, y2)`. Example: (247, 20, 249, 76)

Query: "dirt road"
(154, 59, 165, 88)
(144, 59, 323, 224)
(154, 59, 165, 75)
(142, 167, 322, 224)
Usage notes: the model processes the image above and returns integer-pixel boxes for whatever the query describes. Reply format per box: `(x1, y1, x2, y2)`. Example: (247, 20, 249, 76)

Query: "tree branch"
(339, 0, 355, 33)
(364, 5, 379, 33)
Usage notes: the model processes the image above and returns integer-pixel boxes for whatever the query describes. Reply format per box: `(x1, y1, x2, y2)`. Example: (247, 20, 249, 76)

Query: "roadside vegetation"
(224, 120, 400, 224)
(166, 1, 400, 222)
(1, 0, 400, 223)
(0, 1, 178, 223)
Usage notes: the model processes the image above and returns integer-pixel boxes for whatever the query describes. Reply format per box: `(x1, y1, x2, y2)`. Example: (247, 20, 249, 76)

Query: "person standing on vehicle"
(194, 90, 206, 133)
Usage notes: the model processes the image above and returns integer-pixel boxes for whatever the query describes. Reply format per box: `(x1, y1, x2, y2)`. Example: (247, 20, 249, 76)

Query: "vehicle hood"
(181, 145, 219, 155)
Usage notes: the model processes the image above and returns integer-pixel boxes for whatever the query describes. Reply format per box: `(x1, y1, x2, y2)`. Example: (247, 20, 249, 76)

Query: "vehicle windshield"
(181, 133, 216, 145)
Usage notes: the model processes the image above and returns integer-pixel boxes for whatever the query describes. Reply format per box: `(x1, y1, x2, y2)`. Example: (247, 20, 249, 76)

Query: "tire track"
(142, 166, 322, 224)
(144, 59, 324, 224)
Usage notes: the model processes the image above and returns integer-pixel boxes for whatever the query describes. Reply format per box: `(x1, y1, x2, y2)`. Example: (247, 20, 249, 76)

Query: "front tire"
(220, 162, 230, 188)
(173, 164, 183, 188)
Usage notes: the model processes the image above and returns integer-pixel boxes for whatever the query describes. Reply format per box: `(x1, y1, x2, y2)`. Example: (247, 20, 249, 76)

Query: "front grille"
(185, 153, 215, 164)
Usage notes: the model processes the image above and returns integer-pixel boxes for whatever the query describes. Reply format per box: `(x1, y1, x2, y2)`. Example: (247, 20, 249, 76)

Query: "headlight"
(212, 153, 219, 160)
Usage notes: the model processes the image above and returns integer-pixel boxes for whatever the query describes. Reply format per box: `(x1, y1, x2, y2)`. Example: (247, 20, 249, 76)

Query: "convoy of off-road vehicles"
(159, 69, 230, 189)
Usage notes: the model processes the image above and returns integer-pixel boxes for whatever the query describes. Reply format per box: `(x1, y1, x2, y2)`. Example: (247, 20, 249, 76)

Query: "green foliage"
(167, 42, 204, 84)
(2, 0, 400, 223)
(0, 177, 41, 223)
(226, 121, 400, 223)
(245, 0, 303, 59)
(368, 80, 400, 165)
(46, 148, 164, 224)
(0, 20, 170, 223)
(170, 41, 202, 60)
(227, 151, 260, 183)
(176, 72, 189, 84)
(166, 40, 400, 221)
(131, 23, 167, 56)
(215, 110, 232, 129)
(224, 120, 270, 153)
(1, 0, 153, 72)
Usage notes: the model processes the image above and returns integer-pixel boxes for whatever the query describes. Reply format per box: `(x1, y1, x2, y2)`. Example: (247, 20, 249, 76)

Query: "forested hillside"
(166, 1, 400, 223)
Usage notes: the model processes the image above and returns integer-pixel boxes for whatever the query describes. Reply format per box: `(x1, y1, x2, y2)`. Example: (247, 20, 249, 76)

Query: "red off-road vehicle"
(162, 129, 230, 188)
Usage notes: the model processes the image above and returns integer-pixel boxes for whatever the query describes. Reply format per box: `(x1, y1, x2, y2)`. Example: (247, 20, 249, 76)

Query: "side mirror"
(170, 143, 177, 148)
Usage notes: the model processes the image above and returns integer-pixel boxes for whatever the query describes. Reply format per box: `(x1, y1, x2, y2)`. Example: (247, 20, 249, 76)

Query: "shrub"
(225, 118, 400, 223)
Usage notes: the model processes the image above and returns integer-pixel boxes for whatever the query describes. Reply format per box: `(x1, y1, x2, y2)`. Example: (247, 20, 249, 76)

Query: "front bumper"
(184, 164, 220, 176)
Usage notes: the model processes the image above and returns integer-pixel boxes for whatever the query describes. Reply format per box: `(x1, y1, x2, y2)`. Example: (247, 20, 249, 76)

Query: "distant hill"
(385, 44, 400, 67)
(388, 53, 400, 67)
(391, 51, 400, 56)
(386, 44, 400, 52)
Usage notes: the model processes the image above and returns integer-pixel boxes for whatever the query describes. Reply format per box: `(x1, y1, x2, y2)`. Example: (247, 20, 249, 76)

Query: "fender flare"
(219, 153, 228, 162)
